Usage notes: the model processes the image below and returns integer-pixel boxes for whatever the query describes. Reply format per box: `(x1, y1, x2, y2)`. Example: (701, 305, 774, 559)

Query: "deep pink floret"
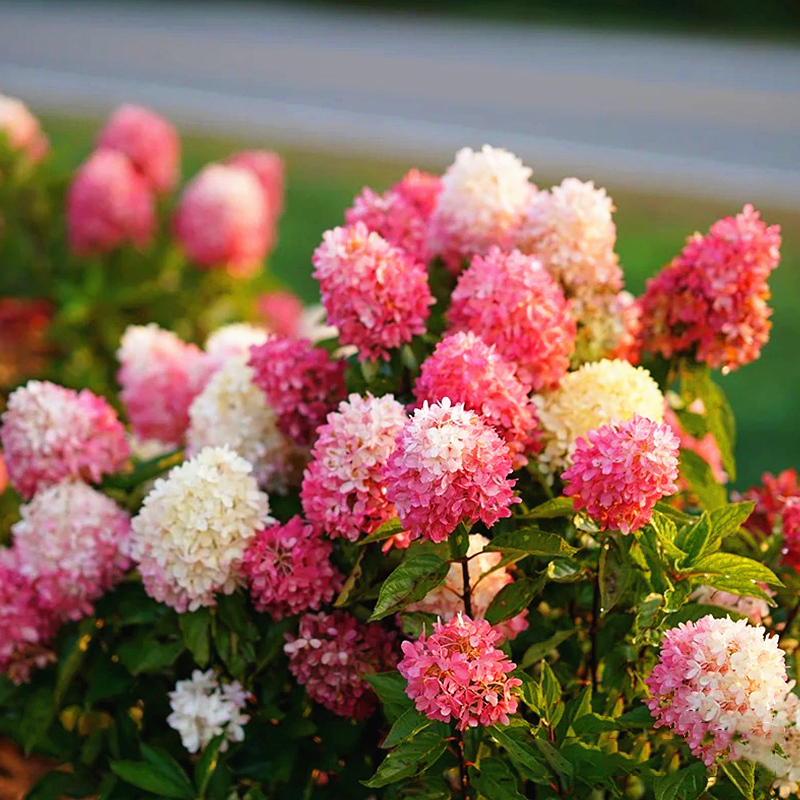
(398, 613, 521, 730)
(284, 610, 398, 720)
(312, 222, 434, 361)
(67, 148, 155, 257)
(248, 337, 347, 447)
(227, 149, 285, 244)
(242, 516, 342, 620)
(301, 393, 408, 541)
(739, 469, 800, 539)
(0, 380, 130, 499)
(414, 331, 541, 468)
(780, 498, 800, 573)
(447, 247, 575, 392)
(96, 104, 180, 194)
(562, 413, 679, 534)
(639, 205, 781, 373)
(382, 399, 518, 544)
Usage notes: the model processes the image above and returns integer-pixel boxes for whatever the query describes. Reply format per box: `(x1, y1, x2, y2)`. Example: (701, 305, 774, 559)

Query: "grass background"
(41, 114, 799, 490)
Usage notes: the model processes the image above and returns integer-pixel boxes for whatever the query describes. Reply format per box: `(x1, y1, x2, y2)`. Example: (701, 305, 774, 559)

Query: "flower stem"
(456, 728, 469, 800)
(590, 570, 600, 691)
(461, 558, 473, 619)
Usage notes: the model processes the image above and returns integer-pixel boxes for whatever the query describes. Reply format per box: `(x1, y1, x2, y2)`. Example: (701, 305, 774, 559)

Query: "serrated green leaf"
(179, 608, 211, 667)
(533, 739, 573, 779)
(117, 637, 185, 676)
(470, 757, 525, 800)
(599, 537, 632, 615)
(365, 671, 413, 722)
(488, 527, 577, 557)
(382, 706, 436, 749)
(369, 555, 449, 621)
(679, 449, 727, 511)
(357, 517, 405, 546)
(687, 553, 783, 591)
(111, 753, 194, 799)
(363, 728, 446, 788)
(710, 502, 756, 539)
(616, 704, 654, 728)
(489, 725, 549, 783)
(540, 661, 563, 726)
(547, 559, 584, 582)
(520, 628, 576, 669)
(571, 713, 618, 735)
(721, 759, 754, 799)
(676, 513, 717, 565)
(521, 497, 575, 519)
(485, 577, 540, 625)
(653, 762, 707, 800)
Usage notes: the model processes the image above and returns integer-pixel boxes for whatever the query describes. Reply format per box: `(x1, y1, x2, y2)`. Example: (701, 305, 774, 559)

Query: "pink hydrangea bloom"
(639, 205, 781, 373)
(646, 615, 792, 765)
(780, 498, 800, 572)
(398, 613, 521, 730)
(447, 247, 575, 391)
(0, 555, 57, 684)
(257, 290, 305, 338)
(407, 534, 528, 641)
(0, 380, 130, 499)
(12, 481, 131, 621)
(345, 169, 441, 264)
(664, 404, 727, 486)
(739, 469, 800, 539)
(689, 585, 771, 625)
(382, 398, 518, 544)
(175, 163, 270, 278)
(117, 324, 211, 445)
(67, 149, 155, 256)
(227, 150, 284, 235)
(96, 104, 180, 193)
(248, 337, 346, 447)
(312, 222, 434, 361)
(414, 331, 540, 468)
(0, 93, 48, 164)
(284, 610, 398, 720)
(242, 516, 341, 620)
(562, 414, 679, 534)
(301, 393, 407, 541)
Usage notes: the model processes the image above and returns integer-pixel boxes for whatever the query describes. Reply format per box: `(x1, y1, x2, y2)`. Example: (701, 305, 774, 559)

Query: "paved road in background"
(1, 1, 799, 205)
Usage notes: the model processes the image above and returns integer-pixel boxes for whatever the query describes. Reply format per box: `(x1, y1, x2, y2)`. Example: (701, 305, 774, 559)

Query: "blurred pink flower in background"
(257, 290, 304, 338)
(227, 149, 284, 237)
(97, 104, 180, 194)
(0, 94, 48, 164)
(67, 149, 155, 256)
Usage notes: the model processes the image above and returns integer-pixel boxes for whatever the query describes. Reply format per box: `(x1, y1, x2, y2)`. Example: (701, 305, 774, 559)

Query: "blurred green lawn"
(42, 115, 799, 489)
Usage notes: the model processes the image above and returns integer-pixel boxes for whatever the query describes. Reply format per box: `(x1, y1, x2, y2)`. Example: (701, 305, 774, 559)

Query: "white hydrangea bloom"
(204, 323, 269, 366)
(129, 446, 271, 612)
(167, 669, 250, 753)
(187, 356, 297, 492)
(534, 358, 665, 475)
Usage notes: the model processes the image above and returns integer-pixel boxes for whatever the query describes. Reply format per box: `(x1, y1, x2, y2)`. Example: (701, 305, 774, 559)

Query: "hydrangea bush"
(1, 108, 799, 800)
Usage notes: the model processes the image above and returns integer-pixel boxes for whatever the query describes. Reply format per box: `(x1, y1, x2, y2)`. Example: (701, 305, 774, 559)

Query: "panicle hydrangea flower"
(571, 290, 642, 366)
(257, 290, 304, 338)
(398, 613, 522, 730)
(242, 516, 342, 619)
(689, 586, 771, 625)
(227, 149, 284, 226)
(429, 145, 533, 269)
(781, 498, 800, 573)
(407, 534, 528, 641)
(664, 404, 727, 486)
(382, 398, 518, 544)
(312, 222, 434, 360)
(414, 331, 540, 468)
(117, 324, 211, 445)
(129, 446, 271, 612)
(248, 336, 347, 447)
(1, 380, 129, 499)
(187, 356, 299, 493)
(167, 669, 250, 754)
(67, 149, 155, 256)
(0, 554, 57, 684)
(740, 469, 800, 539)
(284, 610, 398, 720)
(204, 323, 269, 369)
(639, 205, 781, 373)
(0, 93, 48, 164)
(515, 178, 622, 294)
(646, 615, 792, 766)
(561, 414, 679, 534)
(12, 481, 131, 621)
(345, 169, 441, 264)
(301, 393, 407, 541)
(534, 358, 665, 475)
(96, 104, 180, 193)
(175, 163, 270, 278)
(447, 247, 575, 391)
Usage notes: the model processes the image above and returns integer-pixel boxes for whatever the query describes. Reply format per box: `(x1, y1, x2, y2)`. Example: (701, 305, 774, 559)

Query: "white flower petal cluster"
(167, 669, 250, 753)
(204, 323, 269, 366)
(187, 357, 297, 493)
(130, 446, 271, 612)
(534, 358, 665, 475)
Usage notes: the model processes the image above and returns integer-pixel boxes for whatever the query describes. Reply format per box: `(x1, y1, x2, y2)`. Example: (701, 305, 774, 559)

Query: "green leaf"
(533, 739, 573, 780)
(539, 661, 563, 726)
(654, 502, 696, 526)
(179, 608, 211, 667)
(687, 553, 783, 596)
(488, 527, 577, 557)
(117, 638, 185, 675)
(485, 577, 540, 625)
(369, 554, 449, 621)
(333, 548, 365, 608)
(521, 497, 575, 519)
(721, 760, 754, 799)
(357, 517, 405, 546)
(194, 734, 225, 798)
(365, 671, 413, 722)
(20, 688, 56, 754)
(710, 501, 756, 539)
(679, 449, 727, 511)
(547, 559, 584, 582)
(382, 706, 436, 749)
(449, 523, 471, 559)
(599, 537, 632, 615)
(571, 713, 618, 735)
(55, 617, 95, 707)
(470, 757, 525, 800)
(111, 751, 194, 799)
(363, 728, 447, 788)
(653, 762, 708, 800)
(676, 513, 716, 566)
(616, 704, 654, 728)
(489, 725, 549, 783)
(520, 629, 576, 669)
